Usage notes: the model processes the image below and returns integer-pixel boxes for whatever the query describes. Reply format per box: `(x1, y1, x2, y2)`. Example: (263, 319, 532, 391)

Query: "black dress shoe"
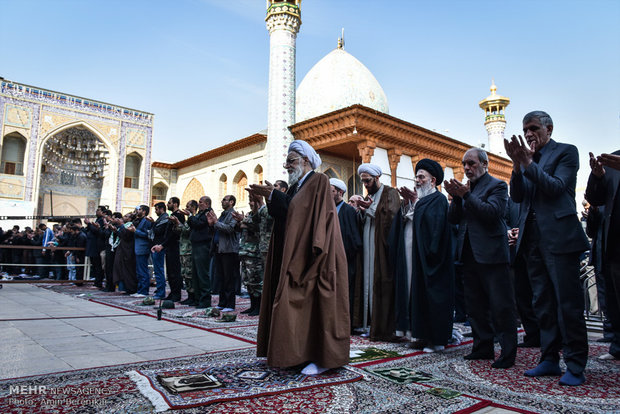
(464, 351, 495, 360)
(196, 302, 211, 309)
(491, 359, 515, 369)
(180, 298, 194, 305)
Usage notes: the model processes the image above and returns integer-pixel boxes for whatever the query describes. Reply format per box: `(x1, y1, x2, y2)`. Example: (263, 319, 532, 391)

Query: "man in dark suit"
(130, 205, 153, 298)
(446, 148, 517, 368)
(586, 150, 620, 360)
(504, 111, 590, 386)
(330, 177, 362, 329)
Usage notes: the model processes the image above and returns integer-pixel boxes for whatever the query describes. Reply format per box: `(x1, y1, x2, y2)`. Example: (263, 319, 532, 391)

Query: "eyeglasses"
(283, 156, 301, 167)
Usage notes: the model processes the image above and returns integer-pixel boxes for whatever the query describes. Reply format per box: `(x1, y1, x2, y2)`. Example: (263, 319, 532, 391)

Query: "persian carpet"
(128, 356, 363, 411)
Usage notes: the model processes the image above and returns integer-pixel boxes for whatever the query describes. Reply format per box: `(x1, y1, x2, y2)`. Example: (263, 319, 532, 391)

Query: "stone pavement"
(0, 284, 252, 380)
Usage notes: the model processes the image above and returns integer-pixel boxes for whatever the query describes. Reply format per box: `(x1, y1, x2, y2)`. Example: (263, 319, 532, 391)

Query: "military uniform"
(239, 211, 262, 298)
(179, 221, 193, 295)
(254, 204, 273, 265)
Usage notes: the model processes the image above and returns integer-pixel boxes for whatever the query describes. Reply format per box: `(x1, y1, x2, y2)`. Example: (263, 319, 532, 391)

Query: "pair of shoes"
(423, 345, 445, 353)
(130, 293, 146, 298)
(524, 361, 562, 377)
(598, 353, 618, 360)
(491, 358, 515, 369)
(559, 371, 586, 386)
(464, 351, 494, 360)
(517, 340, 540, 348)
(221, 307, 235, 312)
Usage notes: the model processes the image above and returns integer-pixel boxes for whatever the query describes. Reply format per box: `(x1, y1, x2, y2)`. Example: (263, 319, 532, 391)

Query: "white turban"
(357, 163, 382, 177)
(329, 178, 347, 193)
(288, 140, 322, 169)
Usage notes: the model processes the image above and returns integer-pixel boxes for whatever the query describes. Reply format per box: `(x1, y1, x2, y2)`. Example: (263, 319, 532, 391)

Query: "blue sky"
(1, 0, 618, 190)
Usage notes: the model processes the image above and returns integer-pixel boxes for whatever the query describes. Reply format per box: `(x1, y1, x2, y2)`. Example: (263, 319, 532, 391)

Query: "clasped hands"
(504, 135, 534, 170)
(443, 179, 470, 199)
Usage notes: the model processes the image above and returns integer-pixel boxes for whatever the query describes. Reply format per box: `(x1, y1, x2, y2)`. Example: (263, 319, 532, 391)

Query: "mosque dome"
(295, 47, 389, 123)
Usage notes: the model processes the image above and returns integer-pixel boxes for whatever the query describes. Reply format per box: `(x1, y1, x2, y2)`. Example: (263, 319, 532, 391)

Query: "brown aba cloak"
(257, 172, 350, 368)
(351, 185, 401, 341)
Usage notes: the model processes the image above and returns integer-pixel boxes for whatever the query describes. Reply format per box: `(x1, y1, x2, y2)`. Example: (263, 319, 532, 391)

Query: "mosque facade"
(149, 1, 512, 213)
(0, 78, 153, 223)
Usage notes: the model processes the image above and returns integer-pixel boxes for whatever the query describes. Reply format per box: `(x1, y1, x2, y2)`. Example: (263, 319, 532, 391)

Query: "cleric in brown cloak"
(249, 140, 350, 375)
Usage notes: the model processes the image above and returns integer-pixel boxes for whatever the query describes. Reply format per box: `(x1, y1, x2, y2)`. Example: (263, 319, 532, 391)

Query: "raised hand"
(248, 180, 275, 198)
(206, 210, 218, 226)
(589, 152, 605, 177)
(231, 211, 244, 222)
(444, 179, 462, 198)
(598, 153, 620, 171)
(398, 186, 418, 204)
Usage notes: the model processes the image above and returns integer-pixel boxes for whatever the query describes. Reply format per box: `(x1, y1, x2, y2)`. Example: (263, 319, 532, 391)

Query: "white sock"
(301, 362, 329, 375)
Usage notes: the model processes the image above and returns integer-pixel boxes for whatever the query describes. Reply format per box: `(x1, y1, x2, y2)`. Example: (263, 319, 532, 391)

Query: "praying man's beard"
(288, 164, 304, 186)
(416, 181, 436, 199)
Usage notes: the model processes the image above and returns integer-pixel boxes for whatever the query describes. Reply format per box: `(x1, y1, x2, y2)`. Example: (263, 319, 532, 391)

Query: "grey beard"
(416, 182, 436, 199)
(288, 165, 304, 186)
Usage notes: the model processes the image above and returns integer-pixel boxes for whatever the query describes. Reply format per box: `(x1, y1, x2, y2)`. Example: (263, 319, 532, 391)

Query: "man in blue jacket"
(130, 205, 153, 298)
(504, 111, 590, 386)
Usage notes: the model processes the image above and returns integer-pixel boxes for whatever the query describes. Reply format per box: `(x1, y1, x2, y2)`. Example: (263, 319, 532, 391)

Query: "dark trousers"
(192, 242, 212, 307)
(165, 242, 183, 299)
(90, 253, 104, 287)
(522, 220, 588, 375)
(454, 262, 467, 321)
(216, 252, 239, 309)
(463, 240, 517, 362)
(511, 255, 540, 343)
(603, 253, 620, 357)
(105, 249, 115, 291)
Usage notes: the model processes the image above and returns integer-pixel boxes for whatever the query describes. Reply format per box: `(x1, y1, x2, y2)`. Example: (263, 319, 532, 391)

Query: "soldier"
(178, 200, 197, 305)
(234, 195, 264, 316)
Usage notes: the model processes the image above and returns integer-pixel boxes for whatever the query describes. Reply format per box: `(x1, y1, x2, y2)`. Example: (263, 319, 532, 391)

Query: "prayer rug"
(128, 356, 364, 411)
(361, 341, 620, 413)
(366, 366, 436, 384)
(349, 347, 403, 363)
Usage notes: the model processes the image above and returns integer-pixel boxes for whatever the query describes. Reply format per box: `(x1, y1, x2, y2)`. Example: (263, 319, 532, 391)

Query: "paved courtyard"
(0, 283, 251, 380)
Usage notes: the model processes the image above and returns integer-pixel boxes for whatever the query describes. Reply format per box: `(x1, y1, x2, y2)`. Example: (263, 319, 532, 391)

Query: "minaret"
(265, 1, 302, 181)
(478, 80, 510, 157)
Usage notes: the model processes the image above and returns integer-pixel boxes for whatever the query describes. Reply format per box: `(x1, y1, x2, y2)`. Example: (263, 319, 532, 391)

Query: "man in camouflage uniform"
(235, 196, 264, 316)
(179, 200, 197, 305)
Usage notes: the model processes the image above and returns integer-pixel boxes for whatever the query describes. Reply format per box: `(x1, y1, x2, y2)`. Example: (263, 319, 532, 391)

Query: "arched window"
(347, 174, 363, 196)
(233, 171, 248, 205)
(181, 178, 205, 206)
(219, 174, 227, 201)
(124, 152, 142, 189)
(254, 165, 263, 184)
(151, 182, 168, 205)
(1, 133, 27, 175)
(323, 168, 338, 179)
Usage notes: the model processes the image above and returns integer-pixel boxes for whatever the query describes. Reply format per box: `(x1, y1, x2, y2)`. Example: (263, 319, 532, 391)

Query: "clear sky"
(1, 0, 618, 191)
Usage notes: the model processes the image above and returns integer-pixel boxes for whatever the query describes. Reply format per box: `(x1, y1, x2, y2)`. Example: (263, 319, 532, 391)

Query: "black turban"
(415, 158, 444, 186)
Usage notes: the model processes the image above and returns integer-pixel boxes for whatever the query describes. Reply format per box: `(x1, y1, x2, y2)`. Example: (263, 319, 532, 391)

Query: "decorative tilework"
(4, 104, 32, 128)
(0, 175, 25, 198)
(126, 128, 147, 149)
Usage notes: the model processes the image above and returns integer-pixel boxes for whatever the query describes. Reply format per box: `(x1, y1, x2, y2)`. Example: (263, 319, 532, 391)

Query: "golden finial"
(490, 79, 497, 95)
(338, 28, 345, 49)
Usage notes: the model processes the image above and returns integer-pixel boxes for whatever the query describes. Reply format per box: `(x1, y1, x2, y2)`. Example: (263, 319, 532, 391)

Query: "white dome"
(295, 48, 389, 122)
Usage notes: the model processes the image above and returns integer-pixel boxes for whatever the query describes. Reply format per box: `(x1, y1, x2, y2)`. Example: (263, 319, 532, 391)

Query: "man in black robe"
(330, 177, 362, 329)
(397, 158, 454, 352)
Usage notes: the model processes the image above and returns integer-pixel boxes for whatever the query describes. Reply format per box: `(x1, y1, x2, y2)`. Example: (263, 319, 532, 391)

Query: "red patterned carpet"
(2, 283, 616, 413)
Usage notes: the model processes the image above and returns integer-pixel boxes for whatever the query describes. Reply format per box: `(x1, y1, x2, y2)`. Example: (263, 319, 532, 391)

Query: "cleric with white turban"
(329, 178, 347, 193)
(357, 163, 382, 177)
(288, 140, 322, 169)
